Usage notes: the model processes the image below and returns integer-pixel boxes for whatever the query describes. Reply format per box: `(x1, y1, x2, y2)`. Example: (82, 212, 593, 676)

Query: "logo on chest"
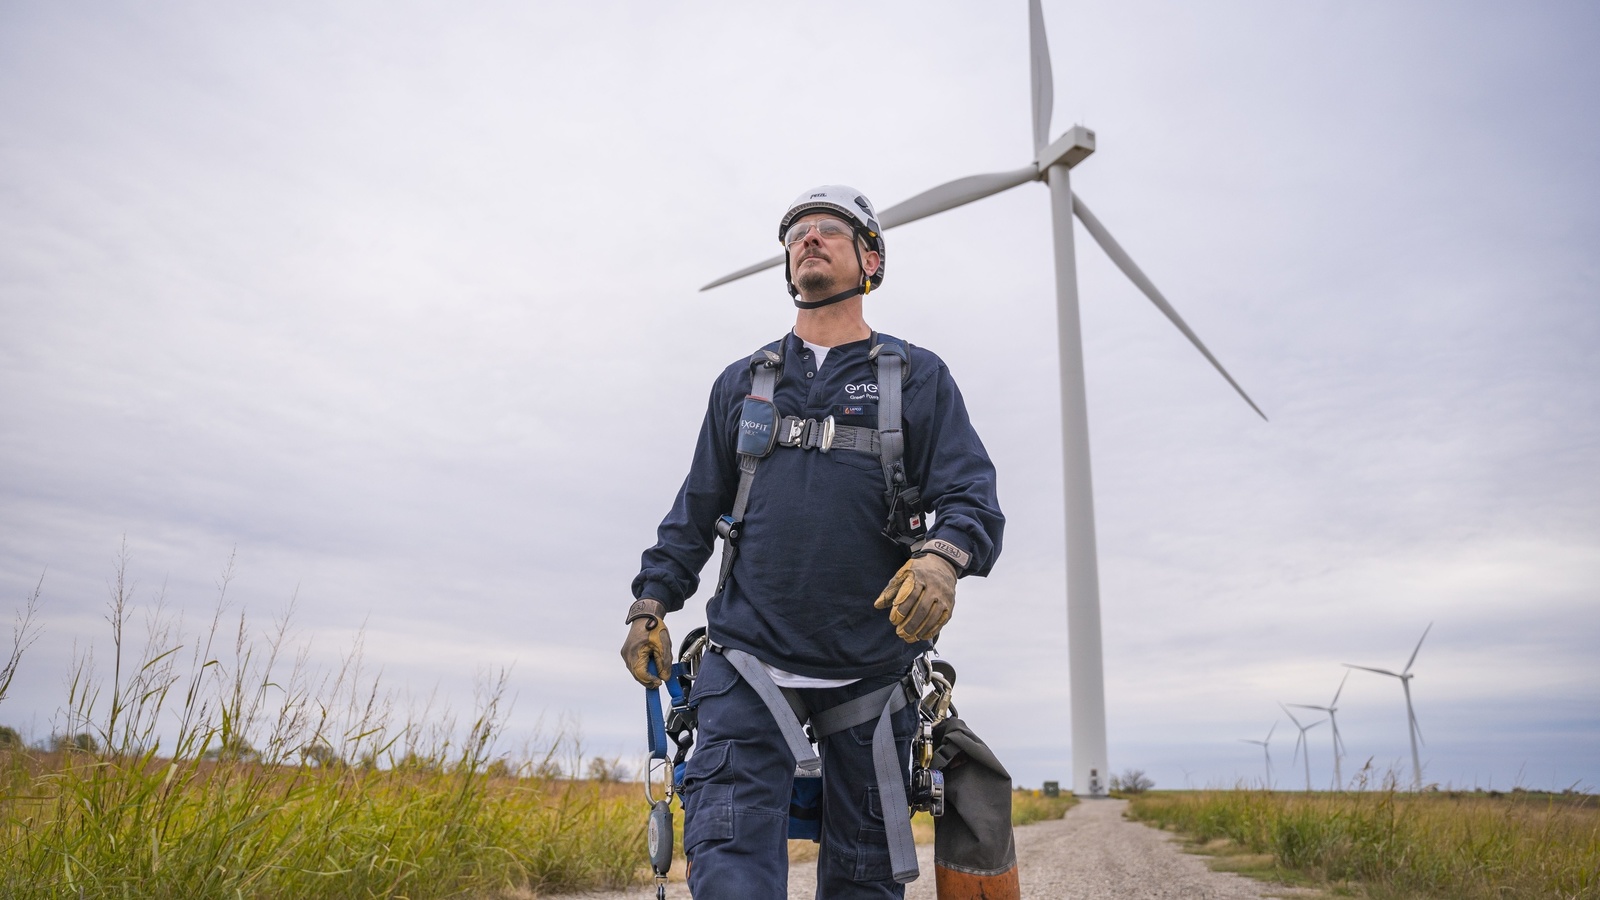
(843, 382, 879, 402)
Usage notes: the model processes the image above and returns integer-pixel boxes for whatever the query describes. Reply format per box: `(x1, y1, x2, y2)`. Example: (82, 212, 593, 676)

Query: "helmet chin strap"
(789, 237, 871, 310)
(793, 284, 863, 310)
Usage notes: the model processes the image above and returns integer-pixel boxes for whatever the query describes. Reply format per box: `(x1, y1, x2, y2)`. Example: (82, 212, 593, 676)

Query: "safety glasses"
(783, 216, 857, 248)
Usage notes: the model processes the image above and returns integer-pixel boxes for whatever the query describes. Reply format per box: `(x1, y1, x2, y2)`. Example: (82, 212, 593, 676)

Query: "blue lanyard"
(646, 659, 669, 759)
(645, 658, 687, 760)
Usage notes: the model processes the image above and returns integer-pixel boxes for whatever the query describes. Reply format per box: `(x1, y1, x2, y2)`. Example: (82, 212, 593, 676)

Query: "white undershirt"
(802, 338, 830, 374)
(763, 338, 858, 689)
(764, 660, 859, 689)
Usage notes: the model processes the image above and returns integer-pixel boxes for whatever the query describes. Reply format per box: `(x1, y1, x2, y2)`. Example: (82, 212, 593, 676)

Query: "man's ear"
(861, 249, 882, 279)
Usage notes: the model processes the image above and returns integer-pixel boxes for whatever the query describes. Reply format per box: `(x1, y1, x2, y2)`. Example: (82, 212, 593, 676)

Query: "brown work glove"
(874, 553, 957, 643)
(621, 598, 673, 688)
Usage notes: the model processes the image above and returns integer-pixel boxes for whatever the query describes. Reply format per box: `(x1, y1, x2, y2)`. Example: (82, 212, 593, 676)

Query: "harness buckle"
(779, 415, 837, 451)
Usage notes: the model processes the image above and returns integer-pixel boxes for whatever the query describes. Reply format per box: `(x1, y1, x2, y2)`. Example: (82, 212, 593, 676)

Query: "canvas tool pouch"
(931, 716, 1020, 899)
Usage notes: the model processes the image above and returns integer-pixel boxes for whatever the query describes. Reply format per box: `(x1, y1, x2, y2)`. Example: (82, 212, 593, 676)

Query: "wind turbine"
(1280, 703, 1325, 793)
(1239, 723, 1276, 790)
(1345, 623, 1432, 791)
(702, 0, 1266, 798)
(1289, 670, 1349, 790)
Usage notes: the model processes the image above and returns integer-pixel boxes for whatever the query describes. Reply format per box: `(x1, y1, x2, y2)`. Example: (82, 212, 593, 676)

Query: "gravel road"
(541, 798, 1308, 899)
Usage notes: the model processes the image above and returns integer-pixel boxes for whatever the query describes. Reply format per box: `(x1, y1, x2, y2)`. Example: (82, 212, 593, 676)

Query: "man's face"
(787, 212, 881, 298)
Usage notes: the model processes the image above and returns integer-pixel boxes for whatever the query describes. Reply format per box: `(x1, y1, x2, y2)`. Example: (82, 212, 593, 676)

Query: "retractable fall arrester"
(643, 657, 685, 900)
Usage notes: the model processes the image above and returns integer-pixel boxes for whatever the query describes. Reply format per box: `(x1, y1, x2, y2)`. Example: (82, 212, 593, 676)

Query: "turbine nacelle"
(1036, 125, 1096, 173)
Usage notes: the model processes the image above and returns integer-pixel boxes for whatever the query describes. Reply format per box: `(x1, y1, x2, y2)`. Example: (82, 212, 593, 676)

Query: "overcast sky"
(2, 0, 1596, 792)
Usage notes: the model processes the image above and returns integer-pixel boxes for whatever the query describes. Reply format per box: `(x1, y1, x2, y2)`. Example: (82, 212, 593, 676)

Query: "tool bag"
(930, 715, 1021, 898)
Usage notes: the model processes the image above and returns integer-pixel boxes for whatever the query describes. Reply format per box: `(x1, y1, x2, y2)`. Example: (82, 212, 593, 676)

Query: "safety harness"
(715, 332, 932, 598)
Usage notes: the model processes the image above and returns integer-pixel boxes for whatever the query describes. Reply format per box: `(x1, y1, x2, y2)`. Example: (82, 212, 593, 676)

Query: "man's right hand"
(621, 598, 673, 688)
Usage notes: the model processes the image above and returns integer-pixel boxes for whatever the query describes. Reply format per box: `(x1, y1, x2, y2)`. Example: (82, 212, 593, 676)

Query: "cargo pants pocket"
(682, 739, 735, 853)
(850, 785, 894, 882)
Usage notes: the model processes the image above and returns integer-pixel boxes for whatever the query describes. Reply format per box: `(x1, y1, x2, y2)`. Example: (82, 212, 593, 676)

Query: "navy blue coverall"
(634, 331, 1003, 898)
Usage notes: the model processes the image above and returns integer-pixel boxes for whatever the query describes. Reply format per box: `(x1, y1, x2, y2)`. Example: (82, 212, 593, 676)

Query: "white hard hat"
(778, 185, 886, 306)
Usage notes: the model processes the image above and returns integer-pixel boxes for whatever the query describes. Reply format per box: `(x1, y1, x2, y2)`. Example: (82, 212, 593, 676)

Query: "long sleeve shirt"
(633, 331, 1004, 680)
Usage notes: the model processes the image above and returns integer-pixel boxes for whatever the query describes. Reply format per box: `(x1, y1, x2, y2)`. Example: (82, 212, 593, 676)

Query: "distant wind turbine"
(1280, 703, 1325, 793)
(702, 0, 1266, 799)
(1239, 723, 1277, 790)
(1345, 623, 1432, 790)
(1289, 671, 1350, 790)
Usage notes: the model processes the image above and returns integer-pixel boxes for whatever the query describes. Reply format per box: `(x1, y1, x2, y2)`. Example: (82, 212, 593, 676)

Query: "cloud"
(2, 0, 1597, 791)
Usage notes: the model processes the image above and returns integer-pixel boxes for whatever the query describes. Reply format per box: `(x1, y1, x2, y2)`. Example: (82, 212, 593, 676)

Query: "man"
(622, 186, 1004, 899)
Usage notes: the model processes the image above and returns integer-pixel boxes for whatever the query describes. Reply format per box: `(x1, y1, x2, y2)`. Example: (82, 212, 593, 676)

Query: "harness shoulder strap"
(870, 334, 926, 548)
(869, 334, 908, 494)
(714, 342, 783, 595)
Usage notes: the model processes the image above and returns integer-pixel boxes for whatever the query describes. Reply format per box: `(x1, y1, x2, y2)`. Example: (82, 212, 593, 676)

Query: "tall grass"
(1129, 785, 1600, 899)
(0, 550, 644, 899)
(1011, 788, 1077, 826)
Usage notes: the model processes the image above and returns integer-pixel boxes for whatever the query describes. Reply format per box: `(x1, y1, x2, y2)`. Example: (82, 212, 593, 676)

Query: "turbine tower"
(1345, 623, 1432, 790)
(702, 0, 1266, 797)
(1280, 703, 1325, 793)
(1239, 723, 1276, 791)
(1290, 671, 1349, 790)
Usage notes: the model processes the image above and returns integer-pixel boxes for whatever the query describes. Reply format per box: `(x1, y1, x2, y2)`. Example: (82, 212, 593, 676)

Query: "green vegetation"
(1128, 787, 1600, 899)
(1012, 787, 1078, 825)
(0, 554, 643, 899)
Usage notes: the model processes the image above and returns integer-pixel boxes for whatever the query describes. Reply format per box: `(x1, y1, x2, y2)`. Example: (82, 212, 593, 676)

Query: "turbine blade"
(1332, 670, 1351, 706)
(876, 166, 1039, 231)
(1404, 622, 1433, 674)
(702, 164, 1037, 291)
(1411, 708, 1426, 747)
(1265, 722, 1276, 743)
(1289, 704, 1331, 713)
(1279, 702, 1302, 728)
(699, 253, 786, 292)
(1071, 192, 1268, 420)
(1344, 664, 1402, 678)
(1028, 0, 1054, 156)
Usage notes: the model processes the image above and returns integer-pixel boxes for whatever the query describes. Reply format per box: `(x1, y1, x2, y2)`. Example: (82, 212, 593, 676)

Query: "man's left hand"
(874, 554, 957, 643)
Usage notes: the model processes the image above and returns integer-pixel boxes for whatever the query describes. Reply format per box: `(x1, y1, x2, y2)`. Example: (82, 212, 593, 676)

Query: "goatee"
(796, 267, 835, 296)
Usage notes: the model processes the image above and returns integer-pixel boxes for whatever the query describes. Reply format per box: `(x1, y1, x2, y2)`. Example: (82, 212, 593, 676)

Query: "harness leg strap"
(810, 681, 919, 884)
(871, 687, 919, 884)
(720, 647, 822, 777)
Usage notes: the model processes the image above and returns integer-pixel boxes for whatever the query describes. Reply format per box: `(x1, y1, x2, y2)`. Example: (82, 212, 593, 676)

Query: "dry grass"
(1129, 786, 1600, 900)
(0, 550, 643, 899)
(1012, 787, 1078, 825)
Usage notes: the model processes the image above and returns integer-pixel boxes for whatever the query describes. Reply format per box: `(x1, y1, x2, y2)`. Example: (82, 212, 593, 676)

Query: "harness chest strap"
(776, 414, 880, 454)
